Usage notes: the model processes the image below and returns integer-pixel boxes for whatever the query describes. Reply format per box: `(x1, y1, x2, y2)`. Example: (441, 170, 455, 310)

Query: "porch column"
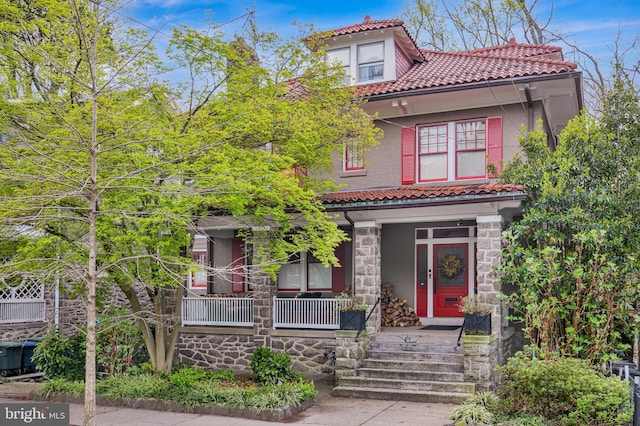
(353, 221, 381, 335)
(475, 215, 503, 336)
(250, 231, 275, 348)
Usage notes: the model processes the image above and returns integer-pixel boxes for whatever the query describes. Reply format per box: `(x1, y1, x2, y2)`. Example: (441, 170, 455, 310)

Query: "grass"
(36, 366, 317, 412)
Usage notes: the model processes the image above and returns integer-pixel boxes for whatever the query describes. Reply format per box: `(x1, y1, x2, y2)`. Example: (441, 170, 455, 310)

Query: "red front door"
(433, 243, 468, 317)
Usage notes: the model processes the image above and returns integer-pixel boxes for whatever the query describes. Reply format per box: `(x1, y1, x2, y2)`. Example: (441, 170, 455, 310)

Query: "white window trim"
(417, 119, 488, 183)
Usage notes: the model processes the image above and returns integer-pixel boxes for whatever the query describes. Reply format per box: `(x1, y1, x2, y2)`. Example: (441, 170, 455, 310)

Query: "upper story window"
(401, 117, 502, 185)
(358, 42, 384, 83)
(456, 121, 486, 179)
(327, 47, 351, 85)
(344, 139, 365, 171)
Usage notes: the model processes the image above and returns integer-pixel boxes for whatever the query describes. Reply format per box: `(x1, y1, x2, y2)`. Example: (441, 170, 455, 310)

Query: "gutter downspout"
(343, 211, 355, 298)
(524, 83, 534, 132)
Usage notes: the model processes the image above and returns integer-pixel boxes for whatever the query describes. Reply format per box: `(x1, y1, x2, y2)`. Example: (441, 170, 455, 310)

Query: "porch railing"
(0, 300, 46, 324)
(273, 297, 344, 330)
(181, 297, 253, 327)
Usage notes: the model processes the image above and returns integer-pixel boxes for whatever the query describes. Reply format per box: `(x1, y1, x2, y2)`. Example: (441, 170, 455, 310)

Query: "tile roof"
(327, 17, 405, 37)
(319, 184, 525, 206)
(355, 46, 578, 97)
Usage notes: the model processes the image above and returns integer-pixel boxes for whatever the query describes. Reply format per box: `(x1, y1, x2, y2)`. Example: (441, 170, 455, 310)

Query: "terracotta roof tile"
(319, 184, 525, 205)
(355, 46, 577, 97)
(327, 18, 405, 37)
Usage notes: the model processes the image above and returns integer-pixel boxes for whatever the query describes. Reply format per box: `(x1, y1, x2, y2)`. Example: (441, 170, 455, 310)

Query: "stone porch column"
(250, 231, 275, 348)
(475, 215, 504, 361)
(353, 221, 381, 335)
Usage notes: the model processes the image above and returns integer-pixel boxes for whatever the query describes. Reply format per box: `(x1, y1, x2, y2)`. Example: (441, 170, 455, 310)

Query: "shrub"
(249, 345, 294, 385)
(497, 352, 632, 426)
(96, 314, 146, 378)
(449, 400, 493, 425)
(37, 378, 85, 398)
(96, 374, 169, 399)
(32, 331, 86, 381)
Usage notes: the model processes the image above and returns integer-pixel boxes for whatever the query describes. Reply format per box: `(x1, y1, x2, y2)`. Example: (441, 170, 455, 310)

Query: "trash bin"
(21, 341, 39, 373)
(0, 342, 23, 377)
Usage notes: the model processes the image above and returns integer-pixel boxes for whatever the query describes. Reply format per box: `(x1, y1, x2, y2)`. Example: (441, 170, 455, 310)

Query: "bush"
(96, 374, 169, 399)
(32, 331, 86, 381)
(497, 352, 632, 426)
(96, 315, 147, 378)
(37, 378, 85, 398)
(249, 346, 294, 385)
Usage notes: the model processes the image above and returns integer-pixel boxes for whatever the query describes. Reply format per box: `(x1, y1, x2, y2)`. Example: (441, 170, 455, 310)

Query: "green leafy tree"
(499, 74, 640, 362)
(0, 1, 379, 424)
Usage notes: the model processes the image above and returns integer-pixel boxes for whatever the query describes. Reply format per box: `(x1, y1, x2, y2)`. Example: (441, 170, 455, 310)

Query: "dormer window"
(327, 47, 351, 85)
(358, 42, 384, 83)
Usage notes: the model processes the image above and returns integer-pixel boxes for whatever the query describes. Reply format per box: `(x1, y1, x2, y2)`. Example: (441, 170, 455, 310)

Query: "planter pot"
(464, 313, 491, 335)
(340, 310, 366, 330)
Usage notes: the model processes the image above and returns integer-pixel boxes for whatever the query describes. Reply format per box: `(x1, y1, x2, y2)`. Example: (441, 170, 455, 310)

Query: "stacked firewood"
(380, 282, 421, 327)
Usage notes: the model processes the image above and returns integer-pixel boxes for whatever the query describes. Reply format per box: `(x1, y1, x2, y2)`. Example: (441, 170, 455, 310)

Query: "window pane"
(419, 125, 447, 153)
(358, 42, 383, 63)
(456, 121, 485, 150)
(328, 48, 350, 66)
(277, 263, 300, 289)
(359, 63, 383, 81)
(457, 150, 485, 178)
(433, 228, 469, 238)
(308, 264, 331, 289)
(420, 153, 447, 180)
(345, 139, 364, 170)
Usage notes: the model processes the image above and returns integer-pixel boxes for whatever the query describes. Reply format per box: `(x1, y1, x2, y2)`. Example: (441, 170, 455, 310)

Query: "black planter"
(464, 313, 491, 335)
(340, 310, 366, 330)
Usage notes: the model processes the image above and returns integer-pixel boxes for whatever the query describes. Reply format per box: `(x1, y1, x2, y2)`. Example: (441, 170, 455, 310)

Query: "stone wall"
(334, 330, 367, 380)
(0, 322, 49, 342)
(178, 328, 337, 377)
(178, 329, 254, 373)
(462, 334, 499, 391)
(271, 335, 336, 375)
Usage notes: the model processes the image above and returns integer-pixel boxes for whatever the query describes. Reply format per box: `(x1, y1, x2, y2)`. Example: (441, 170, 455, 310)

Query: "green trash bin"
(21, 341, 39, 373)
(0, 342, 23, 377)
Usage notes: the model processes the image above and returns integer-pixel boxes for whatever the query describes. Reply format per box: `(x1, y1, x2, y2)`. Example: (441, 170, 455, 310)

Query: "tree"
(402, 0, 555, 51)
(401, 0, 639, 111)
(498, 74, 640, 362)
(0, 0, 379, 424)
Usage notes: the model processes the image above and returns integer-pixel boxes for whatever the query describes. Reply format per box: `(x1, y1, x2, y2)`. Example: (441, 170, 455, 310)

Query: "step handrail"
(355, 297, 381, 342)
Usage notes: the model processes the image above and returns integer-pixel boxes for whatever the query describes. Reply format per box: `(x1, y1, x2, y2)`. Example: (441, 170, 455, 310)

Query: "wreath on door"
(440, 254, 464, 279)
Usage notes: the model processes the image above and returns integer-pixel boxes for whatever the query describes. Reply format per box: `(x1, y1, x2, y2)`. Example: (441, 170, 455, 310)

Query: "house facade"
(0, 17, 583, 384)
(178, 16, 583, 378)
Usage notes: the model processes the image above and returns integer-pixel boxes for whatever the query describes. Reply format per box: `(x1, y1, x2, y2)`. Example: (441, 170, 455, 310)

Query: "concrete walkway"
(0, 381, 457, 425)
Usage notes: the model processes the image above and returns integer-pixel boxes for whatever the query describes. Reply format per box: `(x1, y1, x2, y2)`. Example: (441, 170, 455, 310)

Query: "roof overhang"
(363, 71, 583, 137)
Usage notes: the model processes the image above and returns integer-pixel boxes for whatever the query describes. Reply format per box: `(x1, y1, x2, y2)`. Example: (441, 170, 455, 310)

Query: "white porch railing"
(0, 300, 46, 324)
(0, 280, 45, 324)
(182, 297, 253, 327)
(273, 297, 344, 330)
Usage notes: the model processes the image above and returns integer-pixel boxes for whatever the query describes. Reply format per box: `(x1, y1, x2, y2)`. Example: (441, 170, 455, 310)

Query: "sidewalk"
(0, 380, 456, 425)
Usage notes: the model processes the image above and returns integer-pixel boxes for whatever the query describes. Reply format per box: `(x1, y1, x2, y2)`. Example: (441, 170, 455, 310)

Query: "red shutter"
(231, 237, 244, 293)
(486, 116, 503, 178)
(331, 241, 346, 293)
(401, 126, 416, 184)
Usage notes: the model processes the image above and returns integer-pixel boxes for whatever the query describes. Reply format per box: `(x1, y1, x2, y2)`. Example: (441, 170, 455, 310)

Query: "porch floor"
(377, 317, 463, 347)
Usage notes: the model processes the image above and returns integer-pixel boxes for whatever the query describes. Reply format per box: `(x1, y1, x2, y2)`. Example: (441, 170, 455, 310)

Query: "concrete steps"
(332, 335, 475, 403)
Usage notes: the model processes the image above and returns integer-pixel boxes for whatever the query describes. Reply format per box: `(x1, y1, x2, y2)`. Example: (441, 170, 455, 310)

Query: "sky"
(122, 0, 640, 78)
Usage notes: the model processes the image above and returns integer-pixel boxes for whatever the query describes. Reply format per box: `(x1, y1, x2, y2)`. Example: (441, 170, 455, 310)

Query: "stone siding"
(178, 327, 337, 376)
(271, 335, 336, 375)
(178, 330, 254, 373)
(0, 322, 49, 342)
(354, 224, 381, 335)
(463, 334, 499, 391)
